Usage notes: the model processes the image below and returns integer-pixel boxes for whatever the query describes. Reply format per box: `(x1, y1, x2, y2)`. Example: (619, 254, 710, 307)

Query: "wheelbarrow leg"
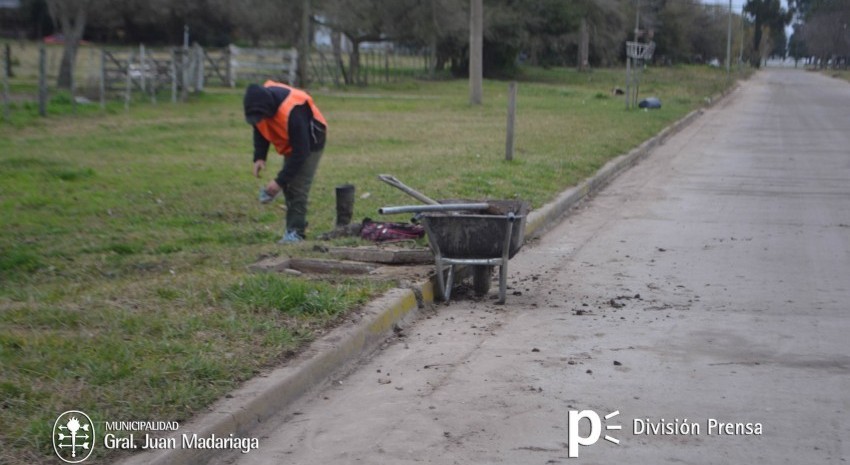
(496, 220, 515, 304)
(434, 254, 454, 302)
(498, 264, 508, 304)
(424, 219, 456, 302)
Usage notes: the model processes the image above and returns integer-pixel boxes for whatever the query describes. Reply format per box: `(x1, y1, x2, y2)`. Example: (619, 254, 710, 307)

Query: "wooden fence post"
(2, 44, 9, 122)
(180, 48, 188, 102)
(124, 52, 133, 112)
(70, 53, 76, 115)
(99, 49, 106, 109)
(139, 44, 146, 93)
(195, 43, 204, 92)
(171, 49, 177, 104)
(150, 53, 157, 105)
(4, 43, 12, 77)
(505, 81, 517, 161)
(288, 48, 298, 85)
(38, 45, 46, 117)
(225, 46, 233, 87)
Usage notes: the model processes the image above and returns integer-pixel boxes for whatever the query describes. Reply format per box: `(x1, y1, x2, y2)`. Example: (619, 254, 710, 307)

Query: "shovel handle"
(377, 174, 440, 205)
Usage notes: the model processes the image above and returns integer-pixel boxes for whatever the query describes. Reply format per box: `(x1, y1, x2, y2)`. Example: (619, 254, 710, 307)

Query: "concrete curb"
(119, 285, 434, 465)
(118, 86, 736, 465)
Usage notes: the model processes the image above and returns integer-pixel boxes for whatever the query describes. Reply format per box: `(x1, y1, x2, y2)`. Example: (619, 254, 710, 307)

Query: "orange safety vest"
(254, 80, 328, 157)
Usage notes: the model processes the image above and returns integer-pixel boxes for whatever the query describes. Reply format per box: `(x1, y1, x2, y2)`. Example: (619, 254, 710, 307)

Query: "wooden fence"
(1, 42, 434, 120)
(228, 45, 298, 86)
(100, 44, 238, 103)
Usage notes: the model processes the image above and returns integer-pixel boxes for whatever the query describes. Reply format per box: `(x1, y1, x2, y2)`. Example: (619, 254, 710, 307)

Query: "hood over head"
(243, 84, 277, 125)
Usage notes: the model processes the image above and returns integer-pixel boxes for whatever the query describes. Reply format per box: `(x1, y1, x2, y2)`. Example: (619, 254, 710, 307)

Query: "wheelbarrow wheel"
(472, 265, 493, 296)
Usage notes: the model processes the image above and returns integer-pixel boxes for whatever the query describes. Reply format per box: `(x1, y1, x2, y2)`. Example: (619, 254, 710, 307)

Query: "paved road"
(212, 69, 850, 464)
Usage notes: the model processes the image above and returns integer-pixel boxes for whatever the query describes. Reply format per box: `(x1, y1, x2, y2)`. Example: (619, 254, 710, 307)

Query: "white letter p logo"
(567, 410, 601, 458)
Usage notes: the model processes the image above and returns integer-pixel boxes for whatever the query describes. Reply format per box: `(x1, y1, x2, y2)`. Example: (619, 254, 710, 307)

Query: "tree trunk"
(332, 31, 348, 84)
(469, 0, 483, 105)
(428, 0, 440, 79)
(428, 33, 438, 79)
(529, 40, 539, 66)
(56, 5, 87, 89)
(349, 40, 361, 85)
(751, 17, 763, 68)
(297, 0, 311, 87)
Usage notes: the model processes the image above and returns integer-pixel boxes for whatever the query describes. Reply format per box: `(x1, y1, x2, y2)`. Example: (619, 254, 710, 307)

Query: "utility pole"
(469, 0, 483, 105)
(726, 0, 732, 75)
(739, 5, 745, 67)
(634, 0, 641, 41)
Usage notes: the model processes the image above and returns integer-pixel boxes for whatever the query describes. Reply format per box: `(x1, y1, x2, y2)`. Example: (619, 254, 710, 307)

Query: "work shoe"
(277, 230, 303, 244)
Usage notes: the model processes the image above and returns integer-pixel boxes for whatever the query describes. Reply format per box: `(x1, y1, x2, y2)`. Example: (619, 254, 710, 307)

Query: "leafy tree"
(651, 0, 697, 62)
(15, 0, 55, 39)
(793, 0, 850, 66)
(646, 0, 735, 64)
(314, 0, 414, 83)
(788, 23, 809, 63)
(225, 0, 300, 46)
(768, 20, 788, 57)
(515, 0, 625, 69)
(743, 0, 791, 66)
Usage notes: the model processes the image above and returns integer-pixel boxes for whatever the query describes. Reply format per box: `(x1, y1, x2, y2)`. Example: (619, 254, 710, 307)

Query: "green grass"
(825, 68, 850, 84)
(1, 63, 746, 464)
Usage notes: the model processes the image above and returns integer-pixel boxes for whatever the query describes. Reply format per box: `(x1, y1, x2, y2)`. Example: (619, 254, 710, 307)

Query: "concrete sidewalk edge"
(119, 285, 435, 465)
(117, 86, 736, 465)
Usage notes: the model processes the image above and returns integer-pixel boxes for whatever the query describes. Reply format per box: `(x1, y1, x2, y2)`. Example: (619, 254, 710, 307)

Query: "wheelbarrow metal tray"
(421, 200, 530, 259)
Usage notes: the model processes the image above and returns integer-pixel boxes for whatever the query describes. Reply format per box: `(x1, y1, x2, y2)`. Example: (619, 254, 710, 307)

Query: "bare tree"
(577, 0, 626, 68)
(46, 0, 92, 89)
(298, 0, 311, 86)
(315, 0, 419, 84)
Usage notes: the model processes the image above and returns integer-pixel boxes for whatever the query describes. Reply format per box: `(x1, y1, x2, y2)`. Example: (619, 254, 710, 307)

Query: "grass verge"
(824, 68, 850, 83)
(1, 63, 747, 464)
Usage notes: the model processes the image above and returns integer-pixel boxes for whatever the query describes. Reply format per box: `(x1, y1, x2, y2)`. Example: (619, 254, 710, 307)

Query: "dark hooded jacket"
(243, 83, 326, 187)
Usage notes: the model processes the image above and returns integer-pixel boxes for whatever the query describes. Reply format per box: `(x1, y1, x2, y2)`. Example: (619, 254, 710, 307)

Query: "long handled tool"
(377, 174, 440, 205)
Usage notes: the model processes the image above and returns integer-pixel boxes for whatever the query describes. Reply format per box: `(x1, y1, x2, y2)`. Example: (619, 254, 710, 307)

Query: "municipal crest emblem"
(52, 410, 95, 463)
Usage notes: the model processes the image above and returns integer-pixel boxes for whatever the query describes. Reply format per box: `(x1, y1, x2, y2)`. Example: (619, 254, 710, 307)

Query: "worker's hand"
(265, 180, 282, 197)
(253, 159, 266, 178)
(258, 181, 282, 204)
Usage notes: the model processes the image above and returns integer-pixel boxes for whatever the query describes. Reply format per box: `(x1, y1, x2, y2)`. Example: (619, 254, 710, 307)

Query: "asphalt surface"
(210, 69, 850, 465)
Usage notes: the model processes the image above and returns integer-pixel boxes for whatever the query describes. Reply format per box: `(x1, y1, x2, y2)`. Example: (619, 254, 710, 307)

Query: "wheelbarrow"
(379, 200, 530, 304)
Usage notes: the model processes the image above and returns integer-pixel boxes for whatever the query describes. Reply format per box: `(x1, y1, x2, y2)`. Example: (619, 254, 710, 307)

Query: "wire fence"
(309, 46, 431, 86)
